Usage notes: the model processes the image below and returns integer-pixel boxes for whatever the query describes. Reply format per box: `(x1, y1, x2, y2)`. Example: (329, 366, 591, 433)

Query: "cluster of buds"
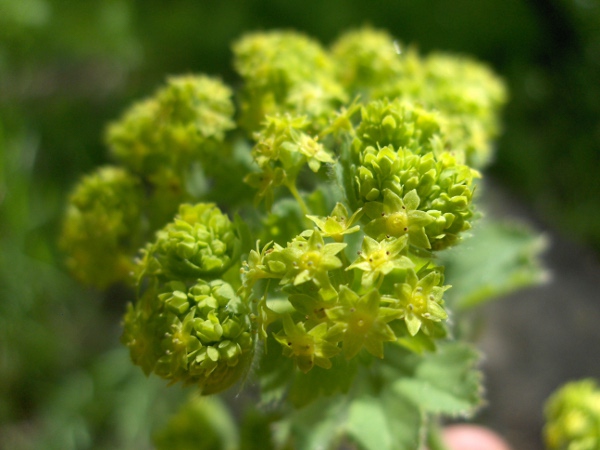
(122, 203, 254, 393)
(106, 75, 235, 178)
(233, 31, 346, 133)
(544, 379, 600, 450)
(59, 166, 144, 288)
(59, 75, 238, 287)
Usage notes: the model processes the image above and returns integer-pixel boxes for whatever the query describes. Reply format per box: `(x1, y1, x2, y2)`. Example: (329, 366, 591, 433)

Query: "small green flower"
(392, 268, 449, 336)
(279, 230, 347, 300)
(347, 235, 413, 288)
(544, 379, 600, 450)
(137, 203, 240, 282)
(306, 203, 363, 242)
(240, 241, 285, 297)
(326, 287, 400, 359)
(274, 314, 341, 373)
(364, 189, 434, 249)
(293, 132, 334, 173)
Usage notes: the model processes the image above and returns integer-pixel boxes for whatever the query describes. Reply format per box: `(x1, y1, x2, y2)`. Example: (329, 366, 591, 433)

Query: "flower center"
(300, 251, 322, 271)
(369, 249, 388, 269)
(385, 211, 409, 237)
(349, 311, 373, 335)
(408, 289, 428, 315)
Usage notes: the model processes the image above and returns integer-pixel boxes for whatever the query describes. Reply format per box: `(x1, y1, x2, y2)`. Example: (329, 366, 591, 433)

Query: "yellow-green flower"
(274, 314, 341, 373)
(306, 203, 363, 242)
(279, 230, 347, 300)
(392, 268, 449, 336)
(326, 287, 400, 359)
(348, 235, 413, 288)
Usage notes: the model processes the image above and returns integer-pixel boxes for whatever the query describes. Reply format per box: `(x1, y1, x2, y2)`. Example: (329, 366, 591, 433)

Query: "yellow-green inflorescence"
(122, 203, 253, 393)
(61, 28, 506, 390)
(544, 379, 600, 450)
(60, 166, 144, 288)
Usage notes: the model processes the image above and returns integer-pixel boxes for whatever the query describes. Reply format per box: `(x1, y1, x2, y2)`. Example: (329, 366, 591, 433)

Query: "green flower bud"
(137, 203, 240, 281)
(544, 379, 600, 450)
(153, 395, 237, 450)
(60, 166, 144, 288)
(122, 279, 254, 394)
(106, 75, 235, 177)
(233, 31, 346, 133)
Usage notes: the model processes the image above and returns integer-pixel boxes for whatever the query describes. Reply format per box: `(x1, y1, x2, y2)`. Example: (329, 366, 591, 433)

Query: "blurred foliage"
(0, 0, 594, 448)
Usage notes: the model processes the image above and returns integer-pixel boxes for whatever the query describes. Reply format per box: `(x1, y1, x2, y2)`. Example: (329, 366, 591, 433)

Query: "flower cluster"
(233, 31, 346, 133)
(59, 166, 144, 288)
(332, 27, 506, 169)
(106, 75, 235, 177)
(244, 114, 335, 209)
(241, 208, 450, 372)
(60, 28, 508, 408)
(544, 379, 600, 450)
(122, 203, 253, 392)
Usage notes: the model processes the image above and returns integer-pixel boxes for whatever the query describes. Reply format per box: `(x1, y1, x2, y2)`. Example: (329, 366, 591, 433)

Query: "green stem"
(286, 180, 310, 217)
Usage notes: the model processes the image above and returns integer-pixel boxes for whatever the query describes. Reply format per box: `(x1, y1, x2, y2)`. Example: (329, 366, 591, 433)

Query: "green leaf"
(346, 396, 392, 450)
(273, 396, 347, 450)
(346, 392, 424, 450)
(288, 356, 358, 407)
(392, 341, 482, 417)
(440, 219, 547, 310)
(153, 395, 238, 450)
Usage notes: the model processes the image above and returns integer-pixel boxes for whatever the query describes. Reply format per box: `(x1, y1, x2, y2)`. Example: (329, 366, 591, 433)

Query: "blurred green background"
(1, 1, 599, 449)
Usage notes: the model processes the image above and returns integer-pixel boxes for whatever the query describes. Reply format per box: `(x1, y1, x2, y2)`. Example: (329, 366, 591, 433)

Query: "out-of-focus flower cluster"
(544, 379, 600, 450)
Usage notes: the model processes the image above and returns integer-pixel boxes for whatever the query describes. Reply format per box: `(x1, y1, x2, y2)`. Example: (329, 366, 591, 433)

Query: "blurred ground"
(475, 179, 600, 450)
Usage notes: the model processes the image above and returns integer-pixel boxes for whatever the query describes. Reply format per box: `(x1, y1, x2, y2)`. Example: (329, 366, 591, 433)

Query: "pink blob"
(443, 425, 512, 450)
